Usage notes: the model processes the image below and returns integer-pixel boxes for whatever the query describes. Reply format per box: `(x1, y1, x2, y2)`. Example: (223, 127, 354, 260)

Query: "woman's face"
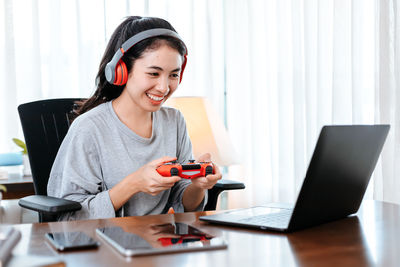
(124, 43, 183, 113)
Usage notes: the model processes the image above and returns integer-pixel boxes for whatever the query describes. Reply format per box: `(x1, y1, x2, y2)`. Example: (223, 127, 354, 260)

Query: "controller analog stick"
(170, 167, 179, 176)
(205, 166, 213, 176)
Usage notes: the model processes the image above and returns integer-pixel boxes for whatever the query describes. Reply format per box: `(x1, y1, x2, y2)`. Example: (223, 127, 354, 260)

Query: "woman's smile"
(146, 92, 167, 105)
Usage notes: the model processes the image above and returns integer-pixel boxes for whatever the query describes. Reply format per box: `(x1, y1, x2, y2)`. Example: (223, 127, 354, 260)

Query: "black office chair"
(18, 98, 245, 222)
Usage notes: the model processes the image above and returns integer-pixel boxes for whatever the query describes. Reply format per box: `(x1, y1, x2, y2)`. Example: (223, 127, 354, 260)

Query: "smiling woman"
(46, 16, 222, 221)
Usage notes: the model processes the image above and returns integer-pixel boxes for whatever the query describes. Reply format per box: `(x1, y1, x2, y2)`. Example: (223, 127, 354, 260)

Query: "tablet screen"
(96, 223, 227, 256)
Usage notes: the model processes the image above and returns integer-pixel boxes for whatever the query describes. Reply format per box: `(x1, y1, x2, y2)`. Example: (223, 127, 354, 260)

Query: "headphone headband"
(105, 28, 188, 84)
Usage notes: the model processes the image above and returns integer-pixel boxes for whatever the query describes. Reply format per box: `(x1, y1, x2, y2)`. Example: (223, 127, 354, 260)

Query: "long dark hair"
(74, 16, 186, 117)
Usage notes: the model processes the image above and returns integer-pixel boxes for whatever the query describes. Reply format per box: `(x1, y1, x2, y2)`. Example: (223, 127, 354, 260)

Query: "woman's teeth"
(146, 93, 164, 101)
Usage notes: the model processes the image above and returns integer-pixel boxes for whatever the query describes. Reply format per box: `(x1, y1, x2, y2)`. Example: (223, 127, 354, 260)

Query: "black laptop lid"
(288, 125, 389, 231)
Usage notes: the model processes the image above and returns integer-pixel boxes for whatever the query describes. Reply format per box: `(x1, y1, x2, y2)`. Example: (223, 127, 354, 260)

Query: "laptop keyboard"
(237, 209, 292, 228)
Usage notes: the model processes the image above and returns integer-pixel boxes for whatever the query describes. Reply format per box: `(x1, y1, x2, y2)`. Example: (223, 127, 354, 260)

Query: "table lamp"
(165, 97, 238, 167)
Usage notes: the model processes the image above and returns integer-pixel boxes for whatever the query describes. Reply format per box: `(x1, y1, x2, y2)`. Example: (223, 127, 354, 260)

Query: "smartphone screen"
(45, 231, 100, 251)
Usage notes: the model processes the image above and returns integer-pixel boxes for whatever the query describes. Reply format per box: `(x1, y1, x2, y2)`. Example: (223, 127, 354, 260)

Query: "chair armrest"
(205, 179, 245, 211)
(213, 179, 245, 190)
(18, 195, 82, 214)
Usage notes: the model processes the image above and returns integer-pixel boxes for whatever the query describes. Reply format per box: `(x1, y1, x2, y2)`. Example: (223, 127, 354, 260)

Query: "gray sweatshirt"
(47, 101, 206, 221)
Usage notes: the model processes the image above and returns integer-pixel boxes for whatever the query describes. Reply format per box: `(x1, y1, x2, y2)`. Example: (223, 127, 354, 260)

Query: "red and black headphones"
(104, 28, 188, 86)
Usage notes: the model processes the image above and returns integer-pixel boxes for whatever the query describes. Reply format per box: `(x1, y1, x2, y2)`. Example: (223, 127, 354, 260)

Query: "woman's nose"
(156, 77, 169, 94)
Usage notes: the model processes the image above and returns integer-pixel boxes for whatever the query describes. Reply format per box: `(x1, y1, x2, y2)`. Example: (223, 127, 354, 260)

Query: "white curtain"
(0, 0, 108, 151)
(224, 0, 380, 208)
(374, 0, 400, 204)
(1, 0, 399, 208)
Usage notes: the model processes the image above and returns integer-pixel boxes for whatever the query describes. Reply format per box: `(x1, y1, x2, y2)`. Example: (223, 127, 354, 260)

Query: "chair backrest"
(18, 99, 82, 195)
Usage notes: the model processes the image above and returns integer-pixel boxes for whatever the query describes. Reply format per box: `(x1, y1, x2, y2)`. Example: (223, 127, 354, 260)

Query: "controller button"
(171, 167, 179, 176)
(205, 166, 213, 176)
(182, 164, 201, 170)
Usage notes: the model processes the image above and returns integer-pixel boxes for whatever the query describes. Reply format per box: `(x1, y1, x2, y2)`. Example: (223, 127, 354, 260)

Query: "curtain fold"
(1, 0, 18, 152)
(374, 0, 400, 204)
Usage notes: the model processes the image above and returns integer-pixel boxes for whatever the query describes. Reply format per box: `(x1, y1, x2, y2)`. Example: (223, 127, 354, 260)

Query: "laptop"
(200, 125, 390, 232)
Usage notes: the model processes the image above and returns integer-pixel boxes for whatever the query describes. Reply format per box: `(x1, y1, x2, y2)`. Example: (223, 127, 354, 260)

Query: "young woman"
(47, 16, 222, 221)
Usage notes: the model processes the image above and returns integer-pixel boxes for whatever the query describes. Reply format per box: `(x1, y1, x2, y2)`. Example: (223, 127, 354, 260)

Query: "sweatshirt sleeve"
(47, 119, 115, 221)
(168, 110, 208, 212)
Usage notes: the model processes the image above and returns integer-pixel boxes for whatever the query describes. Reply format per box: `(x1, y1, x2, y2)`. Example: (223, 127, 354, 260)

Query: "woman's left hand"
(190, 153, 222, 189)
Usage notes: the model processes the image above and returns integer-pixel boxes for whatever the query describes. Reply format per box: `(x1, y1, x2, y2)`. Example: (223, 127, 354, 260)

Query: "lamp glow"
(166, 97, 238, 166)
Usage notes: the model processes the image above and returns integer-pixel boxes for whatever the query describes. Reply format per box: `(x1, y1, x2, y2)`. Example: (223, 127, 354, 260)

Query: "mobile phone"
(45, 231, 100, 251)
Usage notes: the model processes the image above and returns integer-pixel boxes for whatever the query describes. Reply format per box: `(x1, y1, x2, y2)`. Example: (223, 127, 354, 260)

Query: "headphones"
(105, 28, 188, 86)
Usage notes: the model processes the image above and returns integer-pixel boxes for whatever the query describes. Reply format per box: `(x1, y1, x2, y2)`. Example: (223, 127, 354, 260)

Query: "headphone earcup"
(179, 55, 188, 83)
(114, 60, 128, 85)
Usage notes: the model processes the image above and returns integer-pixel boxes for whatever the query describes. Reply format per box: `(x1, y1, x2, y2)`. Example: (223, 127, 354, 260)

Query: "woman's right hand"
(134, 156, 181, 196)
(109, 156, 181, 211)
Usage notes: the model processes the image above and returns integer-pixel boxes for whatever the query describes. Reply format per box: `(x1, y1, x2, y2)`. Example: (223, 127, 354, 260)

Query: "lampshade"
(165, 97, 238, 166)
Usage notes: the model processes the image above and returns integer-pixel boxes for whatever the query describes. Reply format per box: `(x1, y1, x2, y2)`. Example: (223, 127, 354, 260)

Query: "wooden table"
(1, 173, 34, 199)
(7, 200, 400, 266)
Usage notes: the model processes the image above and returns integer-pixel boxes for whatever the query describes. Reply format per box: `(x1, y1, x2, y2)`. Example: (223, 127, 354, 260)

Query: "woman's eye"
(148, 72, 159, 77)
(170, 73, 179, 79)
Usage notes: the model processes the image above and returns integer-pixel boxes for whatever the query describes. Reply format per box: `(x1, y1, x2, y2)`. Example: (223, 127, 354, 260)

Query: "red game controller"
(156, 160, 215, 179)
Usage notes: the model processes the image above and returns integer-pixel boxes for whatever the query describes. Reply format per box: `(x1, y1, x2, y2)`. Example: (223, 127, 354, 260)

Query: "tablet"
(96, 223, 227, 256)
